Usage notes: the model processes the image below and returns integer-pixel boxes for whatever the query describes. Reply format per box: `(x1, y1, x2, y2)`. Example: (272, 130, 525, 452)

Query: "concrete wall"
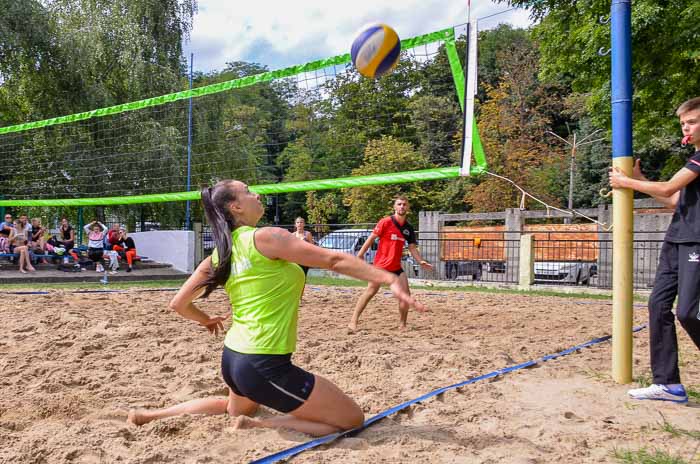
(130, 230, 195, 273)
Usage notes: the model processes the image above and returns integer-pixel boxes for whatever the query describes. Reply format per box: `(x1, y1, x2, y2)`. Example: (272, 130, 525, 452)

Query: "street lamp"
(546, 128, 605, 221)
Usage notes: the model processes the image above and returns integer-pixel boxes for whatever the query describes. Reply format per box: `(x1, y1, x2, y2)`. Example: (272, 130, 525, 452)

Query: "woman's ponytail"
(198, 181, 238, 297)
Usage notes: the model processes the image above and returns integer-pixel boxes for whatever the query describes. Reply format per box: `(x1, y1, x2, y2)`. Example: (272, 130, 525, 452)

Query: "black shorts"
(221, 347, 315, 413)
(88, 247, 103, 262)
(388, 268, 404, 277)
(300, 265, 309, 276)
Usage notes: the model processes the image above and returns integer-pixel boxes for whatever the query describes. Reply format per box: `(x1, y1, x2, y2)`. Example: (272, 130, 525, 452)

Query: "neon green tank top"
(211, 226, 305, 354)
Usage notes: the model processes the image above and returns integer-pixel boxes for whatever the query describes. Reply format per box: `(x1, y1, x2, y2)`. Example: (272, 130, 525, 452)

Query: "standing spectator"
(609, 96, 700, 403)
(113, 226, 137, 273)
(293, 217, 315, 276)
(0, 213, 13, 253)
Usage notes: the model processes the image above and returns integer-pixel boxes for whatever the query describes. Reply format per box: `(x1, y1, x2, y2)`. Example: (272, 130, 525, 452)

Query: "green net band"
(0, 28, 454, 136)
(0, 167, 462, 206)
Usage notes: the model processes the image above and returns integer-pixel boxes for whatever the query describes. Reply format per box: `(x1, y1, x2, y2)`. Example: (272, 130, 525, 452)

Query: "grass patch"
(0, 274, 647, 303)
(0, 279, 187, 292)
(614, 448, 689, 464)
(660, 421, 700, 441)
(307, 275, 647, 302)
(686, 386, 700, 402)
(633, 374, 653, 388)
(582, 367, 609, 382)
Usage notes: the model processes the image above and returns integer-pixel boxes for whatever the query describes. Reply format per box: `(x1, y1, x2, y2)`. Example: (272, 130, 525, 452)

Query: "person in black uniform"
(609, 96, 700, 403)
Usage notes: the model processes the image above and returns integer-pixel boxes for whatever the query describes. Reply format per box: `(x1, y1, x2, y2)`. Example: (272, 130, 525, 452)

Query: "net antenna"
(459, 17, 478, 177)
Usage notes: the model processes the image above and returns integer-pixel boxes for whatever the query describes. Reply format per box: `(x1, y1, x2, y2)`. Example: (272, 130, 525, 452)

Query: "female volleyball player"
(127, 180, 425, 436)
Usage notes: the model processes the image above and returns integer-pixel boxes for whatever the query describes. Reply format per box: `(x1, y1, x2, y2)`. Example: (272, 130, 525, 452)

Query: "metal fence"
(531, 231, 664, 290)
(196, 225, 666, 290)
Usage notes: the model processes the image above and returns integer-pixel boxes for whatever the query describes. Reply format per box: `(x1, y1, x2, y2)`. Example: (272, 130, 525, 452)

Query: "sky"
(182, 0, 533, 74)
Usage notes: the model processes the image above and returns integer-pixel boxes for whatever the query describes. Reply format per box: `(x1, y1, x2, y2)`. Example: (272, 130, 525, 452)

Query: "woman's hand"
(199, 313, 230, 336)
(389, 279, 427, 313)
(608, 166, 630, 189)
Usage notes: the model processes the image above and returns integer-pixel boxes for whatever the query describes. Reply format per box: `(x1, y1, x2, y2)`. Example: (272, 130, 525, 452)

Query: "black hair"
(198, 180, 239, 298)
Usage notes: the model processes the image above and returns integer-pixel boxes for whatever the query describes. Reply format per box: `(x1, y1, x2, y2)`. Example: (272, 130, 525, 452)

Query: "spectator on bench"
(0, 213, 13, 253)
(14, 215, 32, 248)
(30, 218, 48, 264)
(113, 226, 137, 273)
(9, 231, 35, 274)
(105, 223, 121, 251)
(55, 218, 79, 262)
(84, 220, 110, 273)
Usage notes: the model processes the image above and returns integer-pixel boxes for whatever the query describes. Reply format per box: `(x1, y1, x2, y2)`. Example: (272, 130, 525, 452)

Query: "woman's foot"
(126, 266, 132, 273)
(127, 409, 148, 426)
(19, 269, 27, 274)
(232, 415, 260, 430)
(28, 266, 36, 272)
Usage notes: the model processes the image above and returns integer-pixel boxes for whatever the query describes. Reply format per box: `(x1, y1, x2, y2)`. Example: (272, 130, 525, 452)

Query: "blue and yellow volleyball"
(351, 23, 401, 78)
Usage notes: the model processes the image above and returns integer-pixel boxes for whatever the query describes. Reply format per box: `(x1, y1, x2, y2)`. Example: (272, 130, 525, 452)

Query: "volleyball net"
(0, 23, 484, 226)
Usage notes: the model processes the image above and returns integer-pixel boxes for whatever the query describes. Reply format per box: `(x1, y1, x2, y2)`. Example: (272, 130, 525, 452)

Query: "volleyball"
(351, 23, 401, 78)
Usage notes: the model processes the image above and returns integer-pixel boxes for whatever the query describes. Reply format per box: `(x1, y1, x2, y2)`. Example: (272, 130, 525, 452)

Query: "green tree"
(467, 39, 567, 212)
(497, 0, 700, 159)
(343, 136, 434, 223)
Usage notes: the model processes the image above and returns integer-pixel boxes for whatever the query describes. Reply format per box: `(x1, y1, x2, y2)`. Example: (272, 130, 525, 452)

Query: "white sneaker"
(109, 270, 118, 275)
(627, 384, 688, 403)
(96, 264, 104, 273)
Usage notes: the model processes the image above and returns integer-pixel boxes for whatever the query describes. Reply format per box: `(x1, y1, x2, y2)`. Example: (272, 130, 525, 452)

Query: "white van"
(318, 229, 377, 263)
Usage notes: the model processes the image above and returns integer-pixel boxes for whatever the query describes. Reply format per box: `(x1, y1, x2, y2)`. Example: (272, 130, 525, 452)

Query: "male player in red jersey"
(348, 196, 433, 331)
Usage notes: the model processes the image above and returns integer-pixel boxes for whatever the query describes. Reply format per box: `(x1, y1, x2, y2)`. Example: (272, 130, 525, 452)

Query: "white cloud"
(183, 0, 532, 73)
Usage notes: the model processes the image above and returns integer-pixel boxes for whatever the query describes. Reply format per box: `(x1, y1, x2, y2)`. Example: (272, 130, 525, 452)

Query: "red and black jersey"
(372, 215, 416, 271)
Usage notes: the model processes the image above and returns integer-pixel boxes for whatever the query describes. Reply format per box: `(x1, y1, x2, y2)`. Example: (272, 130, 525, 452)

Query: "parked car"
(318, 229, 376, 263)
(534, 261, 596, 285)
(318, 229, 417, 274)
(446, 261, 483, 280)
(484, 261, 506, 273)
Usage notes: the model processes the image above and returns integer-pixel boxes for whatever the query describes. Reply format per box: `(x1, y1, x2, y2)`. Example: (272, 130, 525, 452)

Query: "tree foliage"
(7, 5, 695, 228)
(343, 136, 434, 224)
(497, 0, 700, 170)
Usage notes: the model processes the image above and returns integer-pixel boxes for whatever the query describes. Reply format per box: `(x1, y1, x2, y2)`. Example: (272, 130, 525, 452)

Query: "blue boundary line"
(250, 324, 647, 464)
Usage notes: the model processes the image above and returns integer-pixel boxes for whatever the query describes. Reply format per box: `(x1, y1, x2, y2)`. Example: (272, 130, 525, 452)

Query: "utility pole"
(546, 129, 604, 223)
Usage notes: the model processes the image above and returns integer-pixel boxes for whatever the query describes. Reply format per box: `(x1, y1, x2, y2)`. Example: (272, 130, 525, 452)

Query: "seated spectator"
(56, 217, 75, 250)
(84, 220, 110, 273)
(14, 215, 32, 248)
(105, 223, 121, 250)
(113, 226, 137, 273)
(9, 232, 35, 274)
(30, 218, 48, 263)
(0, 213, 14, 253)
(55, 217, 79, 262)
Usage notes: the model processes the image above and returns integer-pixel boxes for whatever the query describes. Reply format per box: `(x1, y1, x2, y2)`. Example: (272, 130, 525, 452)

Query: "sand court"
(1, 285, 699, 463)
